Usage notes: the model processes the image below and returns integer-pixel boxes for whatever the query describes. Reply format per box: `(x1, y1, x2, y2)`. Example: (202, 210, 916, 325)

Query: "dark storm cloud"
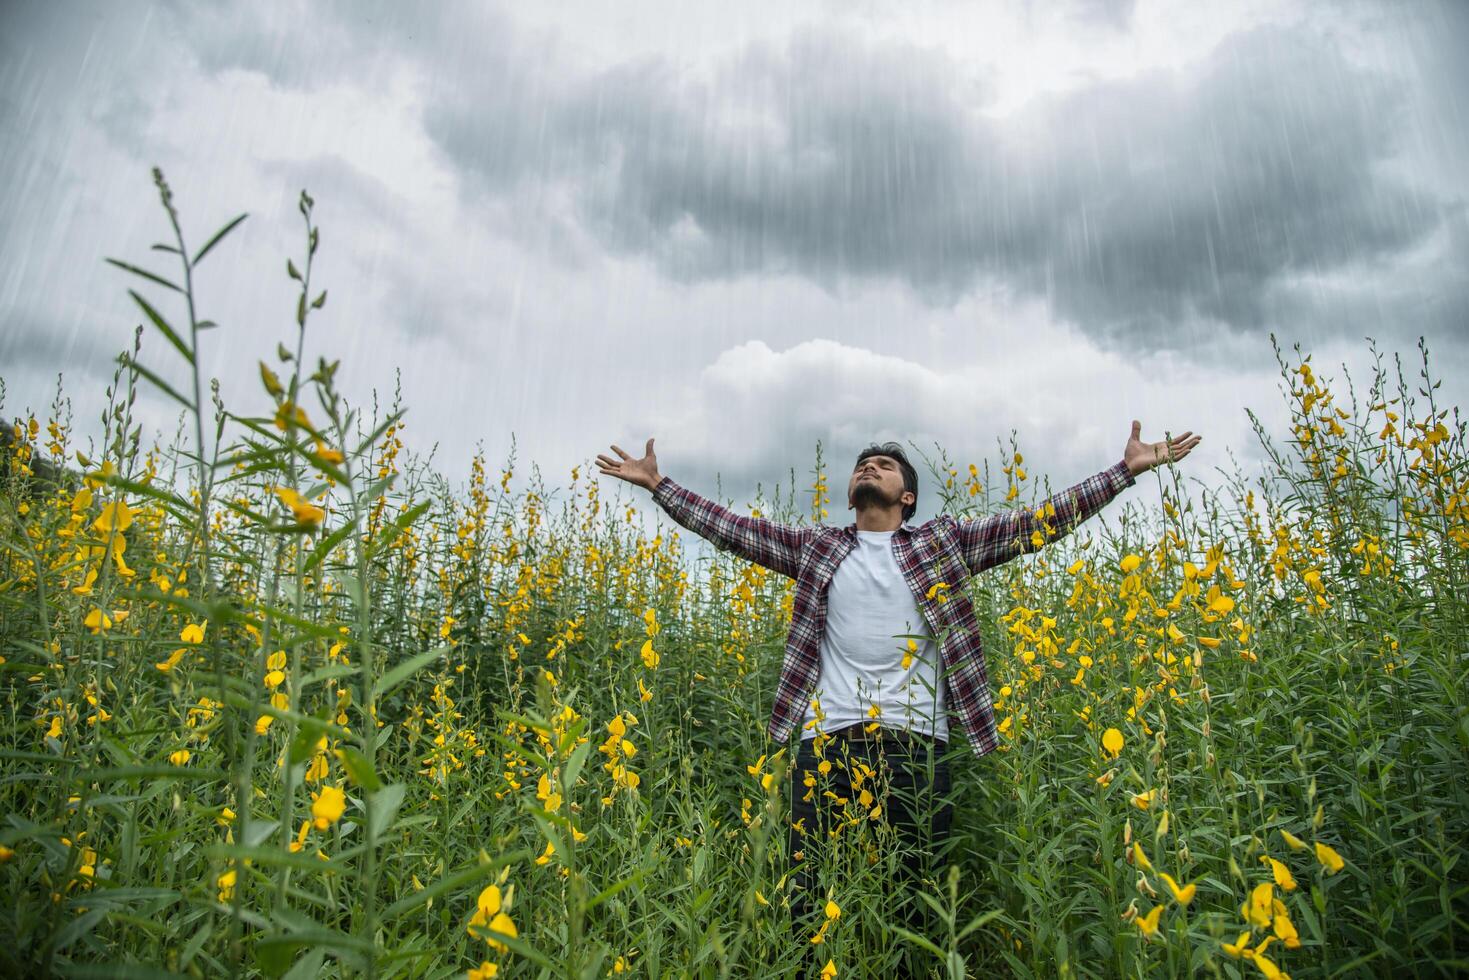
(426, 20, 1450, 354)
(0, 311, 133, 393)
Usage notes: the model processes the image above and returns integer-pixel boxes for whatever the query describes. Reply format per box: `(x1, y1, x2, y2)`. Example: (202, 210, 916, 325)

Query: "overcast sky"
(2, 0, 1466, 529)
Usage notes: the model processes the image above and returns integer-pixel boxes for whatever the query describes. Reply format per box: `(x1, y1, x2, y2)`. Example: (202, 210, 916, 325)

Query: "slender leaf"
(129, 289, 193, 365)
(192, 212, 248, 265)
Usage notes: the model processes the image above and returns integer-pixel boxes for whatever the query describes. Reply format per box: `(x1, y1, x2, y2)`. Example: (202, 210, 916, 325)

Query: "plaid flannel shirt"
(650, 459, 1136, 757)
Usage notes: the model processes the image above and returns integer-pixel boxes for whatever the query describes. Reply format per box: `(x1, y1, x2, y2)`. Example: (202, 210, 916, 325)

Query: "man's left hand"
(1124, 420, 1201, 477)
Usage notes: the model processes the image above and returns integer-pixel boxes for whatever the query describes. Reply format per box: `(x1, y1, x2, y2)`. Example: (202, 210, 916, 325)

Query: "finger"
(612, 444, 631, 460)
(645, 437, 655, 457)
(1132, 420, 1141, 440)
(595, 455, 620, 468)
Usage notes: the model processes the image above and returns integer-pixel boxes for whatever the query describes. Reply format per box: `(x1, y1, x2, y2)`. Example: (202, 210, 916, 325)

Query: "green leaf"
(585, 867, 647, 911)
(120, 357, 194, 412)
(192, 213, 247, 265)
(956, 907, 1004, 940)
(378, 851, 531, 921)
(100, 473, 195, 520)
(204, 844, 346, 875)
(373, 645, 448, 699)
(87, 766, 228, 782)
(298, 664, 357, 689)
(369, 783, 406, 839)
(885, 922, 945, 956)
(336, 745, 382, 792)
(56, 964, 187, 980)
(287, 259, 302, 281)
(288, 716, 332, 766)
(311, 290, 326, 309)
(563, 738, 593, 793)
(303, 522, 355, 574)
(104, 257, 182, 294)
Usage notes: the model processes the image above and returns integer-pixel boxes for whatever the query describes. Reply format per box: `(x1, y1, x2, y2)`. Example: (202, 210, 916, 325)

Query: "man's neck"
(853, 507, 904, 532)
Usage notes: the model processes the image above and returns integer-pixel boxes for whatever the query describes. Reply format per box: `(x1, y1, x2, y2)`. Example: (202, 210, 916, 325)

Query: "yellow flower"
(483, 912, 517, 953)
(1253, 946, 1289, 980)
(1101, 727, 1124, 759)
(535, 840, 555, 866)
(1261, 854, 1297, 891)
(820, 960, 837, 980)
(1314, 841, 1344, 874)
(255, 714, 275, 736)
(1273, 908, 1301, 949)
(311, 785, 346, 829)
(476, 884, 502, 917)
(0, 844, 13, 862)
(272, 486, 326, 527)
(825, 899, 841, 920)
(1279, 829, 1308, 852)
(84, 608, 112, 633)
(1130, 789, 1156, 811)
(467, 962, 499, 980)
(1158, 872, 1196, 906)
(73, 567, 98, 596)
(1242, 882, 1274, 929)
(155, 648, 186, 672)
(1119, 554, 1142, 574)
(180, 621, 206, 644)
(216, 868, 237, 902)
(92, 500, 134, 534)
(1135, 904, 1163, 939)
(1131, 842, 1153, 872)
(168, 749, 191, 766)
(639, 639, 659, 669)
(1221, 932, 1251, 959)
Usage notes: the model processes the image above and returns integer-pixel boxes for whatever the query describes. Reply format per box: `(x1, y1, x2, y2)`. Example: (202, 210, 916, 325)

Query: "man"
(595, 422, 1200, 971)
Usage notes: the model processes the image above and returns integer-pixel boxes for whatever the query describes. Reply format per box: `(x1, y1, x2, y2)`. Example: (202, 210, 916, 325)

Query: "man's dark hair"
(854, 442, 919, 522)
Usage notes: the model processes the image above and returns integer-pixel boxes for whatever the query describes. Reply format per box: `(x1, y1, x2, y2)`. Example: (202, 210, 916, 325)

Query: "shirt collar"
(842, 521, 917, 534)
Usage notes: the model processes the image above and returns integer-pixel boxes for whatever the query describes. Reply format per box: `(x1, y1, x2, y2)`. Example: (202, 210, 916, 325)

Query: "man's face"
(848, 455, 913, 515)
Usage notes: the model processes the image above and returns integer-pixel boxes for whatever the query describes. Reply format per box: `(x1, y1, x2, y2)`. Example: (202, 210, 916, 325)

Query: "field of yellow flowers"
(1, 174, 1466, 979)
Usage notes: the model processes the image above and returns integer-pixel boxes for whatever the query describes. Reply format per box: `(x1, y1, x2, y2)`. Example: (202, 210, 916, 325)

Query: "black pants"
(787, 730, 954, 978)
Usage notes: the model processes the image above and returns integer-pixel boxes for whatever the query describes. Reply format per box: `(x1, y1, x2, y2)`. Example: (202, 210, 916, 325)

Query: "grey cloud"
(0, 310, 135, 394)
(426, 20, 1451, 358)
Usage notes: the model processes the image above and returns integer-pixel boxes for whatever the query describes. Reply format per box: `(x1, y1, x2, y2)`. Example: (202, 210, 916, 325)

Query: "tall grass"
(0, 175, 1465, 979)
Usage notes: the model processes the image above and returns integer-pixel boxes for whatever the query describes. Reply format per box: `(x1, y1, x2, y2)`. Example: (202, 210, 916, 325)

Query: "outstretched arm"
(596, 438, 812, 579)
(955, 421, 1200, 575)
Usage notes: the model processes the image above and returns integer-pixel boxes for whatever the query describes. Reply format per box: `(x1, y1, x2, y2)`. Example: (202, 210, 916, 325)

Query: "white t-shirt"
(798, 528, 948, 741)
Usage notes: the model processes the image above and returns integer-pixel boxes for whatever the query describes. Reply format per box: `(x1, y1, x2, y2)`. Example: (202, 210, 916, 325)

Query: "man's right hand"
(596, 438, 662, 491)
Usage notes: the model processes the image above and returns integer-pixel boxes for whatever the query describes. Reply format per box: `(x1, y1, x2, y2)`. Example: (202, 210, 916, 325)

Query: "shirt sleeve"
(954, 459, 1135, 576)
(650, 476, 813, 580)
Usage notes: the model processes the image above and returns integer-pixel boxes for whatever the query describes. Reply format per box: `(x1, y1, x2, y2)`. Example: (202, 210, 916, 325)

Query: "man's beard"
(851, 480, 898, 511)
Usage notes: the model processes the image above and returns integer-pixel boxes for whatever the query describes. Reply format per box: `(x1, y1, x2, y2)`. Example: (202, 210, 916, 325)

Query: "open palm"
(1124, 421, 1201, 477)
(596, 438, 661, 491)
